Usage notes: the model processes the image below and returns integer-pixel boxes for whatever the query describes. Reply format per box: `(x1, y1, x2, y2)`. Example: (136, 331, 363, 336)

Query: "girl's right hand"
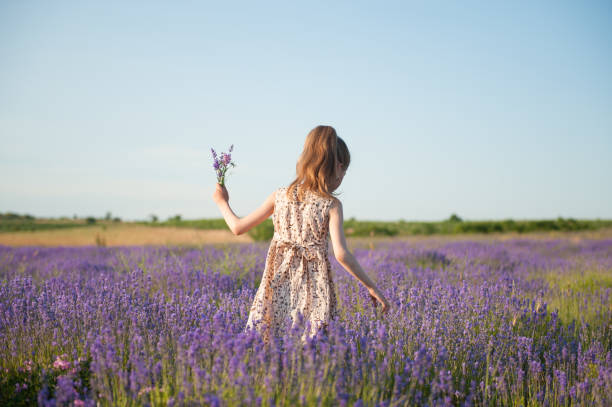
(212, 183, 229, 205)
(368, 287, 390, 314)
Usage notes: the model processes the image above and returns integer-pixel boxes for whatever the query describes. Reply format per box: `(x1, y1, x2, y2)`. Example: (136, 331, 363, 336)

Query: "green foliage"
(452, 221, 504, 234)
(142, 218, 230, 230)
(391, 217, 611, 236)
(0, 357, 94, 406)
(0, 213, 101, 233)
(85, 217, 96, 225)
(248, 219, 275, 241)
(448, 213, 462, 222)
(412, 223, 437, 235)
(0, 365, 42, 406)
(344, 218, 399, 237)
(0, 212, 35, 221)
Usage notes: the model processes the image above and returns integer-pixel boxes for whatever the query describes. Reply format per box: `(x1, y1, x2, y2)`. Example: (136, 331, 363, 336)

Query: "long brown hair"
(286, 125, 351, 202)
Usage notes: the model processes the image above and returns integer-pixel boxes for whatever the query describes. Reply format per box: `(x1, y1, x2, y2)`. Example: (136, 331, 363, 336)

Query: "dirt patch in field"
(344, 227, 612, 250)
(0, 224, 252, 247)
(1, 225, 610, 248)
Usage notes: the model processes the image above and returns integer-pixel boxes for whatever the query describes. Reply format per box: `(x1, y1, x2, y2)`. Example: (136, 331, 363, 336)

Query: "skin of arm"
(213, 184, 275, 236)
(328, 199, 379, 291)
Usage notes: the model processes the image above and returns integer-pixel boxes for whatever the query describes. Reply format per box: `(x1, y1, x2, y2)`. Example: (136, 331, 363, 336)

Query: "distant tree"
(73, 214, 78, 220)
(150, 214, 159, 223)
(85, 217, 96, 224)
(112, 217, 121, 223)
(169, 214, 182, 222)
(105, 211, 112, 221)
(448, 213, 463, 222)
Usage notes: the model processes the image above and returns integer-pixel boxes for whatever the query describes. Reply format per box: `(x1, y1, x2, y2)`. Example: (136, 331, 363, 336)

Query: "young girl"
(212, 125, 390, 345)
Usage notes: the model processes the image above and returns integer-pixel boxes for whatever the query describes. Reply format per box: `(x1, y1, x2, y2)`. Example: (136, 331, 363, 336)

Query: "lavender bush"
(0, 238, 610, 406)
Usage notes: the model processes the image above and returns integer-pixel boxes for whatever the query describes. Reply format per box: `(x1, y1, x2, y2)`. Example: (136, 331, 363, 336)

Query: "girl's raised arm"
(328, 199, 390, 313)
(212, 183, 276, 236)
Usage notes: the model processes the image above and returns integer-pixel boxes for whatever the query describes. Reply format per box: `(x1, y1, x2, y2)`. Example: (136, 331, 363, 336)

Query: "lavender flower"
(2, 237, 611, 405)
(211, 144, 236, 186)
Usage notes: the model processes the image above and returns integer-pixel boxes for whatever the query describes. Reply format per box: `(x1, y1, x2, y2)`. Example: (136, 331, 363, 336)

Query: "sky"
(1, 0, 611, 222)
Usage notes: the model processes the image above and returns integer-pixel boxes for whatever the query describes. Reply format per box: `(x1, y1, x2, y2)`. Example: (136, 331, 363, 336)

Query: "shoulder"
(275, 186, 287, 200)
(328, 196, 342, 211)
(328, 197, 343, 223)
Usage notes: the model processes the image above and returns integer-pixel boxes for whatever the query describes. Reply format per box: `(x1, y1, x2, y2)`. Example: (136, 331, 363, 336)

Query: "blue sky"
(1, 1, 611, 222)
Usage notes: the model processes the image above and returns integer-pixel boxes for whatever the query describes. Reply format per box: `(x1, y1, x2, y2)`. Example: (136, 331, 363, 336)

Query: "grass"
(542, 268, 612, 293)
(528, 266, 612, 327)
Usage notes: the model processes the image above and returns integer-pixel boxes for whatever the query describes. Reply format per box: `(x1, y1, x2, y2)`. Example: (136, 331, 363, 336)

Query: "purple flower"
(211, 145, 236, 186)
(3, 238, 612, 406)
(55, 375, 79, 405)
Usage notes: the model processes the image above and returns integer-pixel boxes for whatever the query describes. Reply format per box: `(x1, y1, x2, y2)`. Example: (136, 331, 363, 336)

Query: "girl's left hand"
(212, 183, 229, 204)
(369, 287, 390, 315)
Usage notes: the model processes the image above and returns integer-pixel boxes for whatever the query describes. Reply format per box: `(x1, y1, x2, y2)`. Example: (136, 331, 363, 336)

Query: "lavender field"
(1, 237, 611, 406)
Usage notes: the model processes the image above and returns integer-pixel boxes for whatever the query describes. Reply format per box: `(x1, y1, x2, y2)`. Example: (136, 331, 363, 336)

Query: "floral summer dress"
(244, 185, 340, 344)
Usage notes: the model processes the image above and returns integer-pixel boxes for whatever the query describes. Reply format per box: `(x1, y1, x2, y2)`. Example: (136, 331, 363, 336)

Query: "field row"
(1, 235, 611, 405)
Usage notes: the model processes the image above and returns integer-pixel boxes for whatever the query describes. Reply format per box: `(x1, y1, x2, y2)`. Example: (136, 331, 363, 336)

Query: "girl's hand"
(368, 287, 390, 314)
(212, 183, 229, 205)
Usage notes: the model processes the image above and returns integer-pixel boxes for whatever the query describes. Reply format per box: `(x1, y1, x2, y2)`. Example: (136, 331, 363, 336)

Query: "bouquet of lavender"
(211, 144, 236, 187)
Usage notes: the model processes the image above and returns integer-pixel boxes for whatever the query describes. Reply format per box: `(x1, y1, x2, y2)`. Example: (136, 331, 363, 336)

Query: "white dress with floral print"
(244, 186, 340, 344)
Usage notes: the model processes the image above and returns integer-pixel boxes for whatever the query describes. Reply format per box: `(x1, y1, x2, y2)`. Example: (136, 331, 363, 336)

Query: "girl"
(212, 125, 390, 344)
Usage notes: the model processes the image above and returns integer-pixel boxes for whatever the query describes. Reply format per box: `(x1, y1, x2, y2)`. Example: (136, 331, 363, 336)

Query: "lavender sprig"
(211, 144, 236, 187)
